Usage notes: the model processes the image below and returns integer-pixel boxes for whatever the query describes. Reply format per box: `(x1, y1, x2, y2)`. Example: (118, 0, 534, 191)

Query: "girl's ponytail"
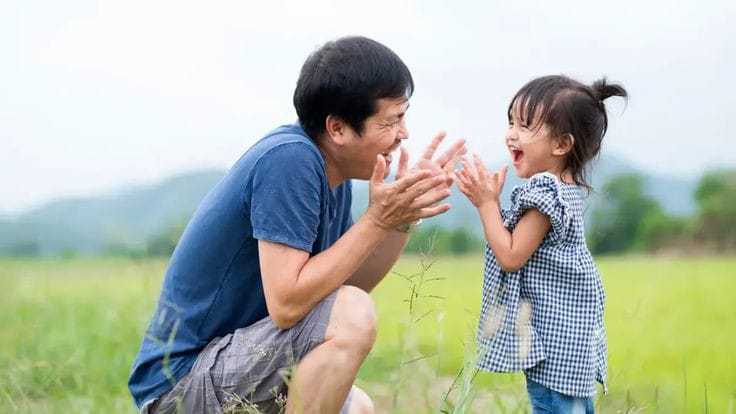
(592, 77, 628, 102)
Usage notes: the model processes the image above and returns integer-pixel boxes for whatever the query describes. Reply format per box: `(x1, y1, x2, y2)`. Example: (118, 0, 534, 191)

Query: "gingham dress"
(476, 172, 607, 398)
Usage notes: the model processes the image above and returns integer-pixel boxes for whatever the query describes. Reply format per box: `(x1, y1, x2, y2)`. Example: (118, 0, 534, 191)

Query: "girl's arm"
(456, 154, 550, 272)
(477, 201, 550, 272)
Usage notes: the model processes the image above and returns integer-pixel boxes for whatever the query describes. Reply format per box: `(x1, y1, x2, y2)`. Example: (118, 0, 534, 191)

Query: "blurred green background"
(2, 255, 735, 412)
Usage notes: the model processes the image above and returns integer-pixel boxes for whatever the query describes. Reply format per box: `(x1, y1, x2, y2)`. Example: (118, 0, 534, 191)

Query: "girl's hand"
(455, 154, 508, 208)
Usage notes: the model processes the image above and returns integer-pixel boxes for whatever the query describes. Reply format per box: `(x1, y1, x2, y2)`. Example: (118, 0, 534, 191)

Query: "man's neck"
(316, 140, 345, 189)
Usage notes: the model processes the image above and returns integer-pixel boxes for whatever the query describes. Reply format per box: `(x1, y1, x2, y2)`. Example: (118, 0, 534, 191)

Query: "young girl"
(455, 75, 627, 413)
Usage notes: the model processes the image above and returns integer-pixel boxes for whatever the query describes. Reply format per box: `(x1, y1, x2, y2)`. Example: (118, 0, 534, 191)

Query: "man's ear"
(553, 133, 575, 157)
(324, 115, 347, 145)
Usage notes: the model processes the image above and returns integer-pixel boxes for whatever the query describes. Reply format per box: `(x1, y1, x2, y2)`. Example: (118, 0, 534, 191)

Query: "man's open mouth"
(381, 143, 401, 164)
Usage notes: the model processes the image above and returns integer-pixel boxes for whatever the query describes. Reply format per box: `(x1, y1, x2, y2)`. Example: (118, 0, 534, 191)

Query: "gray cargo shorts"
(141, 291, 352, 414)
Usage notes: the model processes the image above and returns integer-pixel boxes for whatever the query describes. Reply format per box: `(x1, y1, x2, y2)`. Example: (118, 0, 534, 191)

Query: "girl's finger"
(498, 164, 509, 187)
(472, 153, 488, 181)
(455, 170, 471, 187)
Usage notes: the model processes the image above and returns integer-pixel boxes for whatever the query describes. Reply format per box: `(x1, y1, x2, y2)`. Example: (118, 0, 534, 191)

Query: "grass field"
(1, 255, 735, 413)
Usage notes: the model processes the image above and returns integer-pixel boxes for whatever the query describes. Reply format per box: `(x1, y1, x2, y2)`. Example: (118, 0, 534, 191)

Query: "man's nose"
(397, 123, 409, 140)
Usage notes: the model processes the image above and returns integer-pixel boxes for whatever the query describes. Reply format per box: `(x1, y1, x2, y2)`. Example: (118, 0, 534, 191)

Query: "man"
(129, 36, 465, 414)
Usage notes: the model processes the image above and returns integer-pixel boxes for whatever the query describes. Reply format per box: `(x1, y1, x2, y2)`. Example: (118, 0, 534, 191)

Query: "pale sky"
(1, 0, 734, 214)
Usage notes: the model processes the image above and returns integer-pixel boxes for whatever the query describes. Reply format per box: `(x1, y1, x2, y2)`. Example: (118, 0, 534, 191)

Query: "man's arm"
(259, 216, 394, 329)
(345, 132, 467, 292)
(343, 229, 410, 292)
(260, 155, 449, 329)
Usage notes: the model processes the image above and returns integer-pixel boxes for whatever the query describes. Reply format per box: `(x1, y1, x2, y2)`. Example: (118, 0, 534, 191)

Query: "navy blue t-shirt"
(128, 124, 354, 409)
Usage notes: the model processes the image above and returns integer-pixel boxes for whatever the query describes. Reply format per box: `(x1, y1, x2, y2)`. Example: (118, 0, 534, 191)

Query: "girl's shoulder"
(506, 172, 579, 244)
(510, 172, 566, 206)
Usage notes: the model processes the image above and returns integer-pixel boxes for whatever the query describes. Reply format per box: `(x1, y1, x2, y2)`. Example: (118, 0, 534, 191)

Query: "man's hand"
(456, 154, 508, 209)
(365, 147, 452, 230)
(398, 131, 466, 211)
(407, 131, 467, 183)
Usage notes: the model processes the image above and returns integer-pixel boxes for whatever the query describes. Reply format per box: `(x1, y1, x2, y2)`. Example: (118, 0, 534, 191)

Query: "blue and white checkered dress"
(476, 172, 607, 398)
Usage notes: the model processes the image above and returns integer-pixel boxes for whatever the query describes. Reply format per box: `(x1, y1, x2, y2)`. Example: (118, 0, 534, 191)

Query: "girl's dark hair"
(294, 36, 414, 140)
(508, 75, 628, 190)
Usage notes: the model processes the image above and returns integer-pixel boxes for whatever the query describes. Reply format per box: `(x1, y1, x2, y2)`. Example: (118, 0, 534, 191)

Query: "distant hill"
(0, 170, 226, 256)
(0, 155, 697, 256)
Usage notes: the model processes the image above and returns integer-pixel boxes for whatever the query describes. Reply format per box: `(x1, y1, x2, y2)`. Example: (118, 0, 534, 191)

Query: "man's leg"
(286, 285, 377, 414)
(345, 386, 374, 414)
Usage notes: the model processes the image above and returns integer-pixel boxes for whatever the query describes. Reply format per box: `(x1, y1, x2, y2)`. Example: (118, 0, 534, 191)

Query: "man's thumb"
(370, 154, 386, 185)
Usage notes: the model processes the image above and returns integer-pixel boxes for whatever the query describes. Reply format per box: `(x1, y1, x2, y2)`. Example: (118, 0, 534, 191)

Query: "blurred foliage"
(693, 170, 736, 251)
(3, 170, 734, 258)
(587, 174, 666, 254)
(5, 240, 41, 258)
(588, 170, 736, 255)
(144, 220, 187, 257)
(404, 225, 484, 255)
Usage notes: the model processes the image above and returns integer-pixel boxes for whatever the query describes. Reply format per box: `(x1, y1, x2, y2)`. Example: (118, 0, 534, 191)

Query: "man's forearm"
(285, 216, 393, 318)
(345, 228, 411, 292)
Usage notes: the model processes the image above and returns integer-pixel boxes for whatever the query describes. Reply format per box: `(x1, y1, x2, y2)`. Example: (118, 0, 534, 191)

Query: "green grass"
(1, 256, 735, 413)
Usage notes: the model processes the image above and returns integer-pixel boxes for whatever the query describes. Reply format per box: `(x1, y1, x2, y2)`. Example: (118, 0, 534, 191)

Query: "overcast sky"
(1, 0, 734, 214)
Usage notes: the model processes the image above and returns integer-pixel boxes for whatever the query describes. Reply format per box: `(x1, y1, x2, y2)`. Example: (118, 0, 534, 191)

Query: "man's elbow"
(271, 313, 298, 330)
(268, 299, 303, 330)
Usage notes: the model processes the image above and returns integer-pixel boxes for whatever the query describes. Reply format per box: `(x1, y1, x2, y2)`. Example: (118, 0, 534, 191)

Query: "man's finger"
(442, 151, 464, 175)
(409, 187, 451, 210)
(421, 131, 447, 160)
(435, 139, 467, 167)
(395, 147, 409, 180)
(444, 174, 455, 187)
(370, 154, 387, 186)
(390, 169, 433, 193)
(403, 174, 447, 201)
(418, 203, 452, 219)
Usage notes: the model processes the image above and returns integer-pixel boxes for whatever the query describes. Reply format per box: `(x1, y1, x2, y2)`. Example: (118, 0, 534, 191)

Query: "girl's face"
(505, 105, 565, 179)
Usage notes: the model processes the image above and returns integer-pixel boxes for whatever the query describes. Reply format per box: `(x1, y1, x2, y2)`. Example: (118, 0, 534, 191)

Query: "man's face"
(342, 97, 410, 180)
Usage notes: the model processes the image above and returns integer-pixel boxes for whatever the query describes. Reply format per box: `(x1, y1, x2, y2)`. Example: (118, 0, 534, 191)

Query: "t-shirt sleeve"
(339, 180, 355, 234)
(504, 173, 572, 244)
(249, 143, 323, 252)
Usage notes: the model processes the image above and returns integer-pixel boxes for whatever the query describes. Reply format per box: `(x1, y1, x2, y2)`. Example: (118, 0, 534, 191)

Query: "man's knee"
(347, 386, 375, 414)
(327, 285, 377, 355)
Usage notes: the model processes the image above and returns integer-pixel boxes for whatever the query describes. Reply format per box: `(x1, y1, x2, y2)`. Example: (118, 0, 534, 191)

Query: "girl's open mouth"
(511, 148, 524, 164)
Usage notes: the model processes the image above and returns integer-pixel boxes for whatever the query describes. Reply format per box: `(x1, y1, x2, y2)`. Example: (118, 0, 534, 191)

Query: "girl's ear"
(553, 133, 575, 157)
(324, 115, 347, 146)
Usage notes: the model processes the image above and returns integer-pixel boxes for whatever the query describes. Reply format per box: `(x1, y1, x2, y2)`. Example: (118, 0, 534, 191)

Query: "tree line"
(4, 170, 734, 258)
(588, 170, 736, 255)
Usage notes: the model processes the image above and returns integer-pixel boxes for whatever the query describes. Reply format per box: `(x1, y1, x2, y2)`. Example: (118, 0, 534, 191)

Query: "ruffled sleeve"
(504, 172, 572, 244)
